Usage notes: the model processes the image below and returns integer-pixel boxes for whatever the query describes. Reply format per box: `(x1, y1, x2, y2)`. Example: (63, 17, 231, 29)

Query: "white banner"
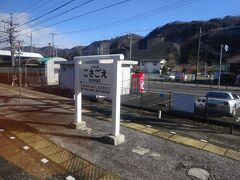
(79, 64, 113, 97)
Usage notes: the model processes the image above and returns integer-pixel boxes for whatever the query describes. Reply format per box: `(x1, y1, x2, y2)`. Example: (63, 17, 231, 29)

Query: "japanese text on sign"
(79, 64, 113, 97)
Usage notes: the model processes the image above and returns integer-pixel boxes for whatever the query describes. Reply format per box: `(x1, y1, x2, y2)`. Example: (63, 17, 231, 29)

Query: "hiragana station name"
(80, 64, 112, 97)
(83, 65, 107, 80)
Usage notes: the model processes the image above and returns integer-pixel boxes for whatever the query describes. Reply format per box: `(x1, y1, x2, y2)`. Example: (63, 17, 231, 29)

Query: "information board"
(79, 64, 113, 97)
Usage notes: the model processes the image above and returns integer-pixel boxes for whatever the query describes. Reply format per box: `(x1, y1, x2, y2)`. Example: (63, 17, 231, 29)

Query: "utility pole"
(48, 43, 51, 57)
(195, 27, 201, 85)
(55, 47, 58, 57)
(2, 13, 18, 66)
(16, 40, 24, 104)
(218, 44, 229, 88)
(128, 33, 132, 59)
(50, 33, 57, 57)
(27, 32, 33, 52)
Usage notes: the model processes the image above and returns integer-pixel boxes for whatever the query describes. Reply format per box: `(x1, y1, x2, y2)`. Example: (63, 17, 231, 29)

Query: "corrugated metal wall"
(173, 93, 195, 113)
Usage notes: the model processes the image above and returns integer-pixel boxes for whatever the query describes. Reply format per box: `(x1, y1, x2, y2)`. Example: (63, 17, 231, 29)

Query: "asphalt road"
(147, 81, 240, 97)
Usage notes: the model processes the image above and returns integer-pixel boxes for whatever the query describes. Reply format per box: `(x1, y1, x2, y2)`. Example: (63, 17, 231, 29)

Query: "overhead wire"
(17, 0, 94, 32)
(13, 0, 56, 22)
(15, 0, 131, 38)
(59, 0, 201, 35)
(3, 0, 196, 44)
(17, 0, 77, 28)
(12, 0, 43, 18)
(0, 0, 69, 41)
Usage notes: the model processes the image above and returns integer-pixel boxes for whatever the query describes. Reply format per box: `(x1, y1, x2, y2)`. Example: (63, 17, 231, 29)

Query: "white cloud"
(0, 12, 76, 49)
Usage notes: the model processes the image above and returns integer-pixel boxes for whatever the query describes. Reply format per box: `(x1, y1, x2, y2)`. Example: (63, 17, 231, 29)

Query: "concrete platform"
(0, 83, 240, 180)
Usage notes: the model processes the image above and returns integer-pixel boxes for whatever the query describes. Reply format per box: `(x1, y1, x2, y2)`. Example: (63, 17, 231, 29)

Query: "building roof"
(0, 50, 43, 58)
(38, 57, 67, 64)
(139, 58, 166, 63)
(227, 54, 240, 64)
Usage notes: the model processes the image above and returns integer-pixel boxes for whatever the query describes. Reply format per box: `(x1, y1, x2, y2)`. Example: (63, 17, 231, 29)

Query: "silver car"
(195, 91, 240, 117)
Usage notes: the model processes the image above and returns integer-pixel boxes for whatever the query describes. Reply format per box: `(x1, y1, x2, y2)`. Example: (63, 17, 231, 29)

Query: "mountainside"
(28, 16, 240, 65)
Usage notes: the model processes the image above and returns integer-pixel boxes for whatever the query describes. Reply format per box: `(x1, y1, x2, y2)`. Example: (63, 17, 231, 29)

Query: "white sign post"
(70, 59, 86, 129)
(71, 54, 125, 145)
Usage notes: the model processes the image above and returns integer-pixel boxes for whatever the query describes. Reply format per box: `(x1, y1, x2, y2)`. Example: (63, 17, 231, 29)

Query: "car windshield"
(206, 92, 232, 99)
(232, 93, 238, 99)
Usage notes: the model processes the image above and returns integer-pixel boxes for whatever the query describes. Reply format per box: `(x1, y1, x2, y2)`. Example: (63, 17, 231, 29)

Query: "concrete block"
(104, 134, 125, 146)
(69, 121, 86, 130)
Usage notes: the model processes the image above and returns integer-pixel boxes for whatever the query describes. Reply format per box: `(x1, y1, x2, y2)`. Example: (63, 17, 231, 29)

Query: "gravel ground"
(0, 84, 240, 179)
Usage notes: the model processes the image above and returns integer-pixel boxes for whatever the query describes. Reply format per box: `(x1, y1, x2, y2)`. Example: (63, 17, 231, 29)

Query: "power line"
(18, 0, 94, 32)
(17, 0, 76, 28)
(13, 0, 42, 15)
(13, 0, 56, 22)
(0, 0, 75, 41)
(16, 0, 131, 37)
(59, 0, 200, 35)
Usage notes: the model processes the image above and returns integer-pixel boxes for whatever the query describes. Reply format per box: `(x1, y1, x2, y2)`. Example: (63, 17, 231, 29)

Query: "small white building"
(56, 57, 137, 95)
(139, 59, 166, 74)
(38, 57, 67, 85)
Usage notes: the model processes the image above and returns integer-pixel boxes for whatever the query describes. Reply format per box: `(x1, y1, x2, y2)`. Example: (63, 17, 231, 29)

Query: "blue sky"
(0, 0, 240, 49)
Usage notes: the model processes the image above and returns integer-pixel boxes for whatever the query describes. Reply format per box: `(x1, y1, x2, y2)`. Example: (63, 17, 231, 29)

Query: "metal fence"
(0, 67, 46, 87)
(144, 73, 233, 90)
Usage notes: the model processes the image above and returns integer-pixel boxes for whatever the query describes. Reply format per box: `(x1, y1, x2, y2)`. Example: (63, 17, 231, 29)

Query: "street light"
(218, 44, 228, 88)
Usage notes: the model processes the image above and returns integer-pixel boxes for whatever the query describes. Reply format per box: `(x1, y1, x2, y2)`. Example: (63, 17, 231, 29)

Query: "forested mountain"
(24, 16, 240, 65)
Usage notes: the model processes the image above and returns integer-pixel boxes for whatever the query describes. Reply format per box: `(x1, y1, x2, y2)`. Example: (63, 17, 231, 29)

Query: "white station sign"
(79, 64, 113, 97)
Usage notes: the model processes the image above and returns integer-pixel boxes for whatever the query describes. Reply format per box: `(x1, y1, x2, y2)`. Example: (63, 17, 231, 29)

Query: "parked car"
(163, 74, 175, 81)
(195, 91, 240, 117)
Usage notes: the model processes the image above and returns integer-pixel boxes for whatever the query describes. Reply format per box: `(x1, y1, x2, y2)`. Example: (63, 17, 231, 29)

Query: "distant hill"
(16, 16, 240, 65)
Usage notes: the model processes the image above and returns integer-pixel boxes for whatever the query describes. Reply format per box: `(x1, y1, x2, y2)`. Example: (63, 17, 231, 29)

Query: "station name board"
(79, 64, 113, 97)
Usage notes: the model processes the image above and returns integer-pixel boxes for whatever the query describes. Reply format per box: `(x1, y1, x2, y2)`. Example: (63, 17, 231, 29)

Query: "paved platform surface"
(0, 83, 240, 180)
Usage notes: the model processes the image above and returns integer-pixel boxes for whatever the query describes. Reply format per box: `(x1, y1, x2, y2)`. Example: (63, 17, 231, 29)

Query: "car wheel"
(231, 105, 236, 117)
